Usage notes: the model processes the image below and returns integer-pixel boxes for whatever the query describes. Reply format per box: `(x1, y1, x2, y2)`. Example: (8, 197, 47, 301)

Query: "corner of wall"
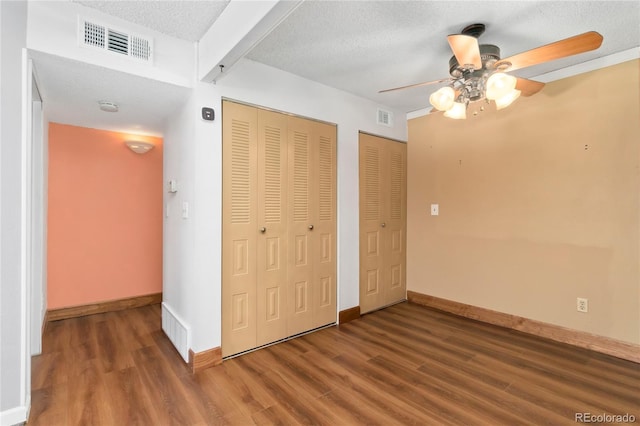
(1, 0, 29, 420)
(162, 83, 224, 356)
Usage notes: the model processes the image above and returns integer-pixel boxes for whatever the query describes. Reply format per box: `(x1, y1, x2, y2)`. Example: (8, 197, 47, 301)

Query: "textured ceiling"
(32, 51, 190, 137)
(246, 1, 640, 113)
(75, 0, 229, 41)
(38, 1, 639, 137)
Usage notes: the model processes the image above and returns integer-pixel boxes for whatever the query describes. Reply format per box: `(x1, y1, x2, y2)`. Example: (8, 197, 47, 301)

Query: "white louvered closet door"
(359, 133, 407, 314)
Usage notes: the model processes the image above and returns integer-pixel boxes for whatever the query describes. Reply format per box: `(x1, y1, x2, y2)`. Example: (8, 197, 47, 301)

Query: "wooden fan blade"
(447, 34, 482, 69)
(379, 78, 450, 93)
(516, 78, 545, 96)
(496, 31, 603, 73)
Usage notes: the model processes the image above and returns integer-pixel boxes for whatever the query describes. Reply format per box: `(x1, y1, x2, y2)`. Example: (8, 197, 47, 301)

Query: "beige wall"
(407, 60, 639, 344)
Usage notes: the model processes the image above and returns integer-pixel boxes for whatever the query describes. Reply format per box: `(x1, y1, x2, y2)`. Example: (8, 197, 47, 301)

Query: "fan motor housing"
(449, 44, 501, 77)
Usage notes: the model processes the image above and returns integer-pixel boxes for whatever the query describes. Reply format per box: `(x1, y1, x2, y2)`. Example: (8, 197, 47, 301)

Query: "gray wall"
(0, 0, 28, 417)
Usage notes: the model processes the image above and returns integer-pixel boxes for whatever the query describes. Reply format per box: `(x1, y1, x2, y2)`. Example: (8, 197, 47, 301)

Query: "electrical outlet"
(577, 297, 588, 313)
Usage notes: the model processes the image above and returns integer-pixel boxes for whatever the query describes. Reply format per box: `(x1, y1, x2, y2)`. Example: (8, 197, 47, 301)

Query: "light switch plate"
(431, 204, 439, 216)
(168, 179, 178, 193)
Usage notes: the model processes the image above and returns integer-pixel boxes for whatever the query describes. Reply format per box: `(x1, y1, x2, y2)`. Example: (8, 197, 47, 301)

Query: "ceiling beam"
(198, 0, 302, 83)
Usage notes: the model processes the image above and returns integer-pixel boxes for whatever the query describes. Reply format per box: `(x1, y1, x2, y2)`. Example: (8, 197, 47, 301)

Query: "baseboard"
(1, 402, 29, 425)
(47, 292, 162, 322)
(407, 291, 640, 364)
(42, 309, 49, 335)
(339, 306, 361, 324)
(189, 347, 222, 373)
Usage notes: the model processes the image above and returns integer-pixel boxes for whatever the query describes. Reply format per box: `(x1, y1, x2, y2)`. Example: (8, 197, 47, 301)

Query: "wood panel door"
(384, 139, 407, 306)
(256, 109, 288, 346)
(287, 116, 337, 335)
(223, 100, 337, 357)
(310, 121, 337, 328)
(287, 116, 315, 335)
(222, 101, 259, 356)
(359, 133, 407, 314)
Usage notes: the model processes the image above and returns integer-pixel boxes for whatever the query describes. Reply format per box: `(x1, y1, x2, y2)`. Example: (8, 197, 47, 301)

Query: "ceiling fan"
(380, 24, 603, 119)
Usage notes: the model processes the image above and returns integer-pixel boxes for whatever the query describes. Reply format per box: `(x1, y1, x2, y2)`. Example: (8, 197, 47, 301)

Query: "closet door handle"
(260, 227, 266, 233)
(308, 224, 314, 230)
(381, 222, 386, 228)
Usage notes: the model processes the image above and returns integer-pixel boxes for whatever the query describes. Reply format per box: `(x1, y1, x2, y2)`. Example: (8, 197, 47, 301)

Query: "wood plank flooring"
(30, 302, 640, 425)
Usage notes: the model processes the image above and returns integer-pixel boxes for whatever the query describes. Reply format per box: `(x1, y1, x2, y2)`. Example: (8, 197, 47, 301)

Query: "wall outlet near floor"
(577, 297, 588, 313)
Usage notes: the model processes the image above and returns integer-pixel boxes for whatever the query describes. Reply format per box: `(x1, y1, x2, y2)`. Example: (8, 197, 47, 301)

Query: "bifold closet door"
(383, 139, 407, 306)
(359, 133, 407, 314)
(310, 120, 337, 329)
(287, 117, 337, 336)
(222, 103, 289, 356)
(255, 109, 289, 347)
(223, 100, 336, 357)
(222, 101, 259, 356)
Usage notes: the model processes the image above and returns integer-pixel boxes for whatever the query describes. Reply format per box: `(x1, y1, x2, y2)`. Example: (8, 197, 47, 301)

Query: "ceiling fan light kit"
(495, 89, 521, 110)
(429, 86, 455, 111)
(485, 73, 517, 100)
(443, 101, 467, 120)
(380, 23, 603, 120)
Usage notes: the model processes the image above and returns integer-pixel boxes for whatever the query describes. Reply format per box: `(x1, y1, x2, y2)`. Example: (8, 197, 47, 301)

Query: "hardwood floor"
(30, 302, 640, 425)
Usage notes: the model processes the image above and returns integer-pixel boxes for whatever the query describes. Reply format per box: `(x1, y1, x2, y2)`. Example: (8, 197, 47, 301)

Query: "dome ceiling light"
(98, 100, 119, 112)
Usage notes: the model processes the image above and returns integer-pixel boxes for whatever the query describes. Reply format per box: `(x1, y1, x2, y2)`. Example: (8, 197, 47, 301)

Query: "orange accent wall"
(47, 123, 163, 309)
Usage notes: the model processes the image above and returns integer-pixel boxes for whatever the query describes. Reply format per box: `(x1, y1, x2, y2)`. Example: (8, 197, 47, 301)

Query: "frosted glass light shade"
(486, 73, 517, 101)
(429, 86, 455, 111)
(495, 89, 521, 110)
(125, 141, 154, 154)
(443, 102, 467, 119)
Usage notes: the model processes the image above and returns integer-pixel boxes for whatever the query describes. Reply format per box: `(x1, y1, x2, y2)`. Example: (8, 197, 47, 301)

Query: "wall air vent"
(161, 302, 190, 362)
(377, 108, 394, 127)
(79, 18, 153, 63)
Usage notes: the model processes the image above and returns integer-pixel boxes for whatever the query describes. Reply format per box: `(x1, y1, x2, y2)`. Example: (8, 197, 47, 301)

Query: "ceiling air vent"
(79, 18, 153, 63)
(107, 29, 129, 55)
(377, 108, 393, 127)
(84, 21, 105, 48)
(130, 35, 151, 61)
